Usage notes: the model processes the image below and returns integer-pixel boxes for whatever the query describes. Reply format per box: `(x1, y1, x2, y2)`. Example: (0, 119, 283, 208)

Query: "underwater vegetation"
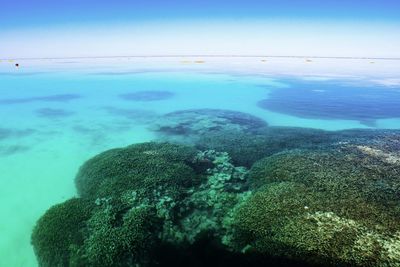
(119, 90, 174, 101)
(257, 80, 400, 126)
(32, 126, 400, 266)
(0, 94, 82, 105)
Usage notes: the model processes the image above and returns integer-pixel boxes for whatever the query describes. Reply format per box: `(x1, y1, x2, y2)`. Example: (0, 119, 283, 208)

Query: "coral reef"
(33, 142, 251, 267)
(196, 127, 338, 167)
(152, 107, 345, 167)
(74, 202, 161, 267)
(152, 109, 268, 141)
(75, 142, 199, 199)
(159, 150, 250, 245)
(31, 198, 94, 267)
(32, 130, 400, 267)
(225, 143, 400, 266)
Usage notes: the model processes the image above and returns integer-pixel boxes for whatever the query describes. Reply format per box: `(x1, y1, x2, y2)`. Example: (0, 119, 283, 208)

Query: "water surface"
(1, 58, 399, 266)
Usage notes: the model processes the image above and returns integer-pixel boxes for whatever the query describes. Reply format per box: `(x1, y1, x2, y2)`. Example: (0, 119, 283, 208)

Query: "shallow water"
(0, 58, 400, 266)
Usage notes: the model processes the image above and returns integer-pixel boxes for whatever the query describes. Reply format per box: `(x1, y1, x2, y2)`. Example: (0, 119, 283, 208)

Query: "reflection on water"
(1, 69, 400, 267)
(258, 79, 400, 127)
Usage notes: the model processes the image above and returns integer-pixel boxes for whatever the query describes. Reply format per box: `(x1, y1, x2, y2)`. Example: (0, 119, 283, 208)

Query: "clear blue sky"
(1, 0, 400, 57)
(2, 0, 399, 29)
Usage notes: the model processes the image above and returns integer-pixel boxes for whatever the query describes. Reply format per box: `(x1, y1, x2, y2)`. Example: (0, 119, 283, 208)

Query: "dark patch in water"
(155, 109, 268, 137)
(0, 128, 12, 140)
(0, 94, 82, 105)
(0, 145, 30, 156)
(103, 106, 159, 123)
(119, 91, 174, 101)
(0, 128, 35, 140)
(72, 123, 135, 148)
(71, 125, 108, 148)
(35, 108, 74, 118)
(72, 125, 98, 134)
(257, 80, 400, 126)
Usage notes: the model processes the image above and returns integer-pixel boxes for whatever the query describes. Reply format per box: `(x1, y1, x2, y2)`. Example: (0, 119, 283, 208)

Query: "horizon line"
(1, 55, 400, 61)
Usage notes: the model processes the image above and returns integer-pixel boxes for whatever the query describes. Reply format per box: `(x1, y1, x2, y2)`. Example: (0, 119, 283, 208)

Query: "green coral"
(248, 149, 400, 228)
(226, 147, 400, 266)
(31, 198, 94, 267)
(33, 142, 201, 267)
(33, 134, 400, 267)
(227, 183, 320, 252)
(195, 127, 338, 167)
(227, 182, 400, 266)
(75, 142, 199, 200)
(78, 203, 160, 267)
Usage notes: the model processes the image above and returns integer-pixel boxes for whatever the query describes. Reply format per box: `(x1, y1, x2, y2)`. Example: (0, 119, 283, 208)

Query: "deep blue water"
(258, 79, 400, 127)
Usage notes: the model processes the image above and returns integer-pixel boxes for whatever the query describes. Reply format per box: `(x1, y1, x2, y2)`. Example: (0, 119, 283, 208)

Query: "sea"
(0, 57, 399, 266)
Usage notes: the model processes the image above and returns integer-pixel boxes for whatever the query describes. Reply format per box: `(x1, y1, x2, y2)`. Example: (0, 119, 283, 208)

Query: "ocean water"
(1, 58, 400, 266)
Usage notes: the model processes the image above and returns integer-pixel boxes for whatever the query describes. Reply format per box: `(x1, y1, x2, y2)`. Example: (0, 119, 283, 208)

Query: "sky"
(1, 0, 400, 58)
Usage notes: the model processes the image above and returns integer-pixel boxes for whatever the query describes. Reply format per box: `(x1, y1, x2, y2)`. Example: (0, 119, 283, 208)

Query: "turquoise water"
(1, 64, 400, 266)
